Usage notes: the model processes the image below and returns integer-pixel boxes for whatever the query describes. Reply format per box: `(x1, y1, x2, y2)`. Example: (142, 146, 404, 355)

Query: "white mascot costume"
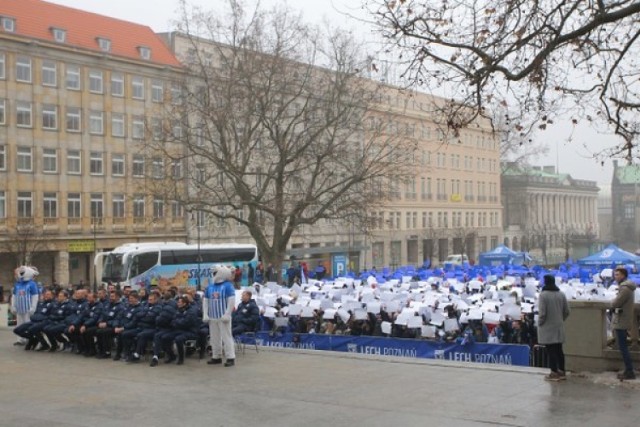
(203, 265, 236, 366)
(11, 266, 40, 345)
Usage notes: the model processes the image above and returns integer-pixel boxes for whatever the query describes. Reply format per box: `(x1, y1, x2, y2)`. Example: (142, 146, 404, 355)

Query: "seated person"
(232, 290, 260, 336)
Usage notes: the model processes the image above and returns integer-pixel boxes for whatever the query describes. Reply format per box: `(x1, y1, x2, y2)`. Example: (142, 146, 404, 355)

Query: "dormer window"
(1, 17, 15, 32)
(96, 37, 111, 53)
(51, 27, 66, 43)
(138, 46, 151, 60)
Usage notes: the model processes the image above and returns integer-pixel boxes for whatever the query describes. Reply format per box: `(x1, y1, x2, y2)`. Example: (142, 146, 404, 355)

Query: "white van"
(445, 254, 469, 265)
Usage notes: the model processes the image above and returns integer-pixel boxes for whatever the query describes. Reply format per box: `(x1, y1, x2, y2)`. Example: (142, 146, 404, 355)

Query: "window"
(138, 46, 151, 60)
(89, 111, 104, 134)
(171, 201, 184, 219)
(0, 145, 4, 170)
(133, 195, 145, 218)
(171, 160, 182, 178)
(153, 197, 164, 218)
(151, 117, 162, 140)
(42, 60, 57, 86)
(89, 70, 103, 93)
(624, 203, 634, 219)
(90, 151, 103, 175)
(172, 120, 182, 138)
(0, 53, 4, 79)
(0, 98, 5, 124)
(51, 27, 66, 43)
(97, 37, 111, 52)
(151, 80, 163, 102)
(132, 155, 144, 177)
(65, 65, 80, 90)
(17, 146, 32, 172)
(43, 192, 57, 218)
(90, 194, 104, 218)
(16, 56, 31, 82)
(0, 191, 4, 218)
(131, 76, 144, 100)
(42, 104, 57, 130)
(42, 148, 57, 173)
(112, 193, 125, 218)
(66, 107, 81, 132)
(68, 193, 81, 219)
(2, 17, 15, 32)
(132, 116, 144, 139)
(16, 101, 32, 127)
(67, 149, 81, 174)
(111, 72, 124, 96)
(111, 153, 125, 176)
(111, 113, 125, 137)
(17, 192, 32, 218)
(152, 158, 163, 178)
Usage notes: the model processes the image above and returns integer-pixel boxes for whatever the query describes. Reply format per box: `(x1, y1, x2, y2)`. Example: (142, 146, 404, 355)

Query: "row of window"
(369, 210, 501, 230)
(0, 100, 184, 138)
(0, 191, 184, 220)
(0, 145, 182, 178)
(430, 152, 498, 172)
(0, 53, 180, 100)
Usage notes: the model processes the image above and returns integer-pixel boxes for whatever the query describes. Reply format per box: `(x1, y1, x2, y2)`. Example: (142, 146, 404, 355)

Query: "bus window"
(129, 252, 159, 278)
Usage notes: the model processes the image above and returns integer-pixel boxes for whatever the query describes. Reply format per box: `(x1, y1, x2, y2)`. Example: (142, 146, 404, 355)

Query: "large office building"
(611, 160, 640, 251)
(0, 0, 186, 285)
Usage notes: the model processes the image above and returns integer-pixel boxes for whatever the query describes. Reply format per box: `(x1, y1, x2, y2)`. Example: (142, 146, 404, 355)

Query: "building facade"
(611, 160, 640, 252)
(162, 31, 502, 273)
(502, 164, 599, 264)
(0, 0, 186, 286)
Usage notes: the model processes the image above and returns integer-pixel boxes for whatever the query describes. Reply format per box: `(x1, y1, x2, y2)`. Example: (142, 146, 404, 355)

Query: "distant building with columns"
(501, 164, 599, 264)
(611, 161, 640, 252)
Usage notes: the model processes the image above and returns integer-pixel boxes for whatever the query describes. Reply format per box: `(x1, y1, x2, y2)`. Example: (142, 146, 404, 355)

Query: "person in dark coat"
(77, 292, 103, 356)
(161, 295, 199, 365)
(149, 290, 178, 367)
(42, 290, 77, 351)
(232, 290, 260, 336)
(611, 267, 637, 380)
(128, 290, 162, 362)
(538, 274, 570, 381)
(95, 290, 125, 359)
(13, 289, 55, 351)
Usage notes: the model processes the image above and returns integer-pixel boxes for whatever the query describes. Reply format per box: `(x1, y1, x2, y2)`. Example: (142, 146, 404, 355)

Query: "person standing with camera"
(611, 267, 636, 380)
(538, 275, 570, 381)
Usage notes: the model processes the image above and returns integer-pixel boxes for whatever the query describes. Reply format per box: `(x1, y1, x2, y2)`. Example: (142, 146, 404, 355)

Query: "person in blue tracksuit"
(113, 291, 145, 361)
(149, 290, 177, 367)
(77, 292, 103, 356)
(160, 295, 199, 365)
(128, 290, 162, 362)
(204, 265, 236, 367)
(95, 290, 125, 359)
(66, 289, 88, 354)
(232, 290, 260, 336)
(42, 290, 77, 351)
(13, 289, 55, 350)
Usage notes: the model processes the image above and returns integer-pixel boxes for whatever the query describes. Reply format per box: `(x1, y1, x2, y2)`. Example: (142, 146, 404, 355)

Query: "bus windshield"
(102, 253, 126, 283)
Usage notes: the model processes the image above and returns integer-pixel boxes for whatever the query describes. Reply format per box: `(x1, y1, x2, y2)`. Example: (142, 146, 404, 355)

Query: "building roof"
(0, 0, 181, 67)
(614, 164, 640, 185)
(502, 164, 599, 190)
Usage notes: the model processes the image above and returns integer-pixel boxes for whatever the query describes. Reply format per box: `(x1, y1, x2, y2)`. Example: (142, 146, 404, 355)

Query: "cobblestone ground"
(0, 328, 638, 427)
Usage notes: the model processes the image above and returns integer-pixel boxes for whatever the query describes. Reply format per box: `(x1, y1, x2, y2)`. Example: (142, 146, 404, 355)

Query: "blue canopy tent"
(478, 245, 526, 266)
(577, 244, 640, 267)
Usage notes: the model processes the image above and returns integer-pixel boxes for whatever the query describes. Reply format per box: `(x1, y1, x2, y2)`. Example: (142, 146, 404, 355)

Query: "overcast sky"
(46, 0, 619, 187)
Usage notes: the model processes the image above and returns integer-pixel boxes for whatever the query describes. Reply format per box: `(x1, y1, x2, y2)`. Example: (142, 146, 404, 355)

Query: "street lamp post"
(195, 210, 203, 291)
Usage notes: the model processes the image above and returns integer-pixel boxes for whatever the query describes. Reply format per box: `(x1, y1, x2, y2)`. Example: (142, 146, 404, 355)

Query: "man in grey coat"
(611, 267, 636, 380)
(538, 274, 570, 381)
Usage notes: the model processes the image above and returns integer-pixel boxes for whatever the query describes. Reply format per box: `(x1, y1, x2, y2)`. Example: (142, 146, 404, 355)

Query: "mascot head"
(15, 265, 39, 282)
(211, 265, 232, 284)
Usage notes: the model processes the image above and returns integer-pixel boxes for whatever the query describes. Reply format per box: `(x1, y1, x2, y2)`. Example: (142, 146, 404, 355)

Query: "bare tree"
(144, 1, 418, 279)
(0, 219, 51, 267)
(367, 0, 640, 157)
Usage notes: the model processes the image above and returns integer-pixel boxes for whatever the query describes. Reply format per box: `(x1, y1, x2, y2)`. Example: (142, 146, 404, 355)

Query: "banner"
(242, 332, 530, 366)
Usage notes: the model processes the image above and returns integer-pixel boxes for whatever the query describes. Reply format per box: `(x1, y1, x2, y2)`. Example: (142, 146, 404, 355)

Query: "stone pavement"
(0, 328, 638, 427)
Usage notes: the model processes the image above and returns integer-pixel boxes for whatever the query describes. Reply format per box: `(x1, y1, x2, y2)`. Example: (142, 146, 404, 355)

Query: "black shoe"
(176, 359, 184, 366)
(112, 353, 122, 361)
(207, 358, 222, 365)
(95, 353, 109, 359)
(165, 355, 176, 364)
(224, 359, 235, 367)
(25, 339, 35, 351)
(618, 371, 636, 380)
(37, 344, 51, 352)
(150, 357, 159, 367)
(48, 344, 58, 353)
